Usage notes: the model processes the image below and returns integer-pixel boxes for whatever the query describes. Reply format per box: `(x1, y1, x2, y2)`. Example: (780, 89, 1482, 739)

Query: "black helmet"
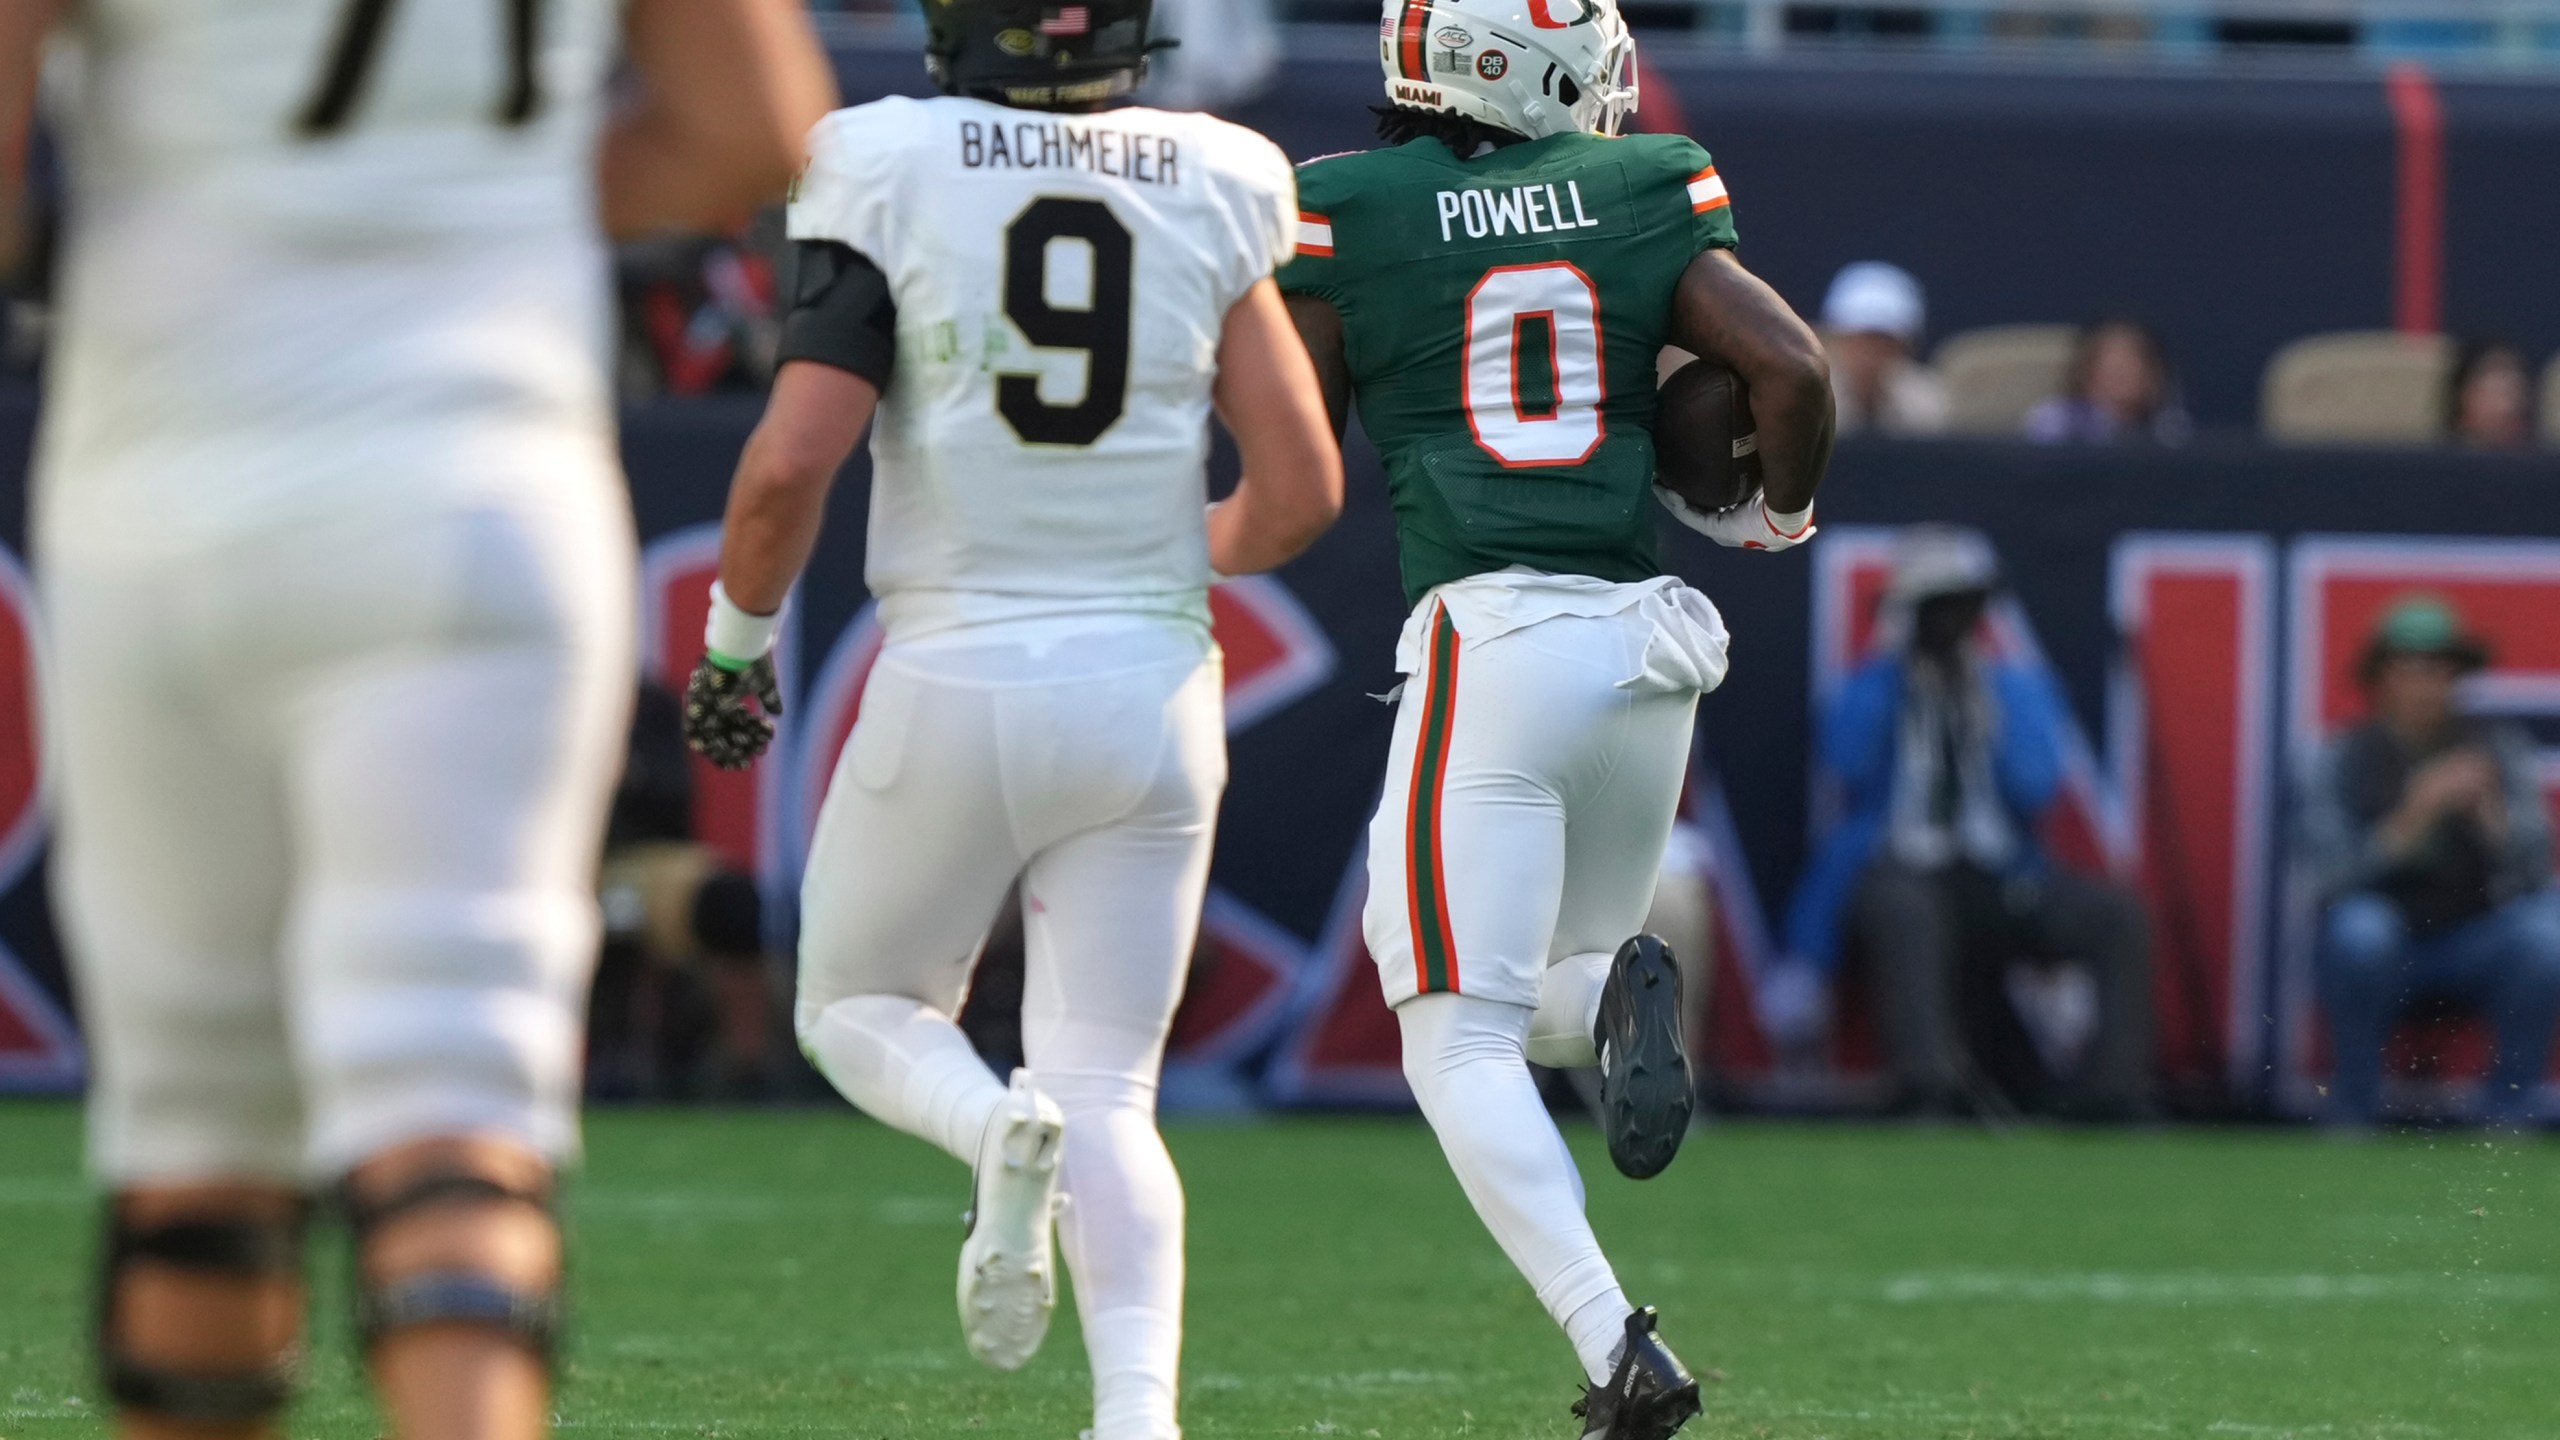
(922, 0, 1163, 109)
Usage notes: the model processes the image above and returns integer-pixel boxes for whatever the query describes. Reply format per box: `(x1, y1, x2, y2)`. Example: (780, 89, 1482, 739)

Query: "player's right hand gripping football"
(684, 653, 784, 769)
(1654, 486, 1818, 552)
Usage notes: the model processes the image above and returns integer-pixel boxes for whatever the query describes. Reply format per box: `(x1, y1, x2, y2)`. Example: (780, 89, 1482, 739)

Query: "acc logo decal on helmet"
(1475, 49, 1507, 78)
(997, 26, 1037, 53)
(1434, 24, 1473, 46)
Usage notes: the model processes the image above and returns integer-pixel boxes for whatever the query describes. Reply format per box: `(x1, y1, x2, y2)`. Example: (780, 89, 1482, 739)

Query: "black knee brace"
(341, 1172, 563, 1362)
(96, 1203, 310, 1423)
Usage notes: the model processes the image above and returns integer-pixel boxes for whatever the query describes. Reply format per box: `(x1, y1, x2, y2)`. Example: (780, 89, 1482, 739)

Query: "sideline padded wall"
(3, 388, 2558, 1114)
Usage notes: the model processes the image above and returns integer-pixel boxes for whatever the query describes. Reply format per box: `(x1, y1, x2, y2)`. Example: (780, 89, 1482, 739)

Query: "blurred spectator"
(2443, 339, 2533, 451)
(1764, 527, 2154, 1117)
(2023, 317, 2191, 445)
(590, 682, 785, 1100)
(2297, 595, 2560, 1127)
(1820, 261, 1948, 438)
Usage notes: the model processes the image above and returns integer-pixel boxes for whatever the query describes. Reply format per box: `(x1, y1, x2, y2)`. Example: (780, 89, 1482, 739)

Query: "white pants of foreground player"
(796, 618, 1221, 1440)
(48, 479, 636, 1183)
(1366, 573, 1727, 1385)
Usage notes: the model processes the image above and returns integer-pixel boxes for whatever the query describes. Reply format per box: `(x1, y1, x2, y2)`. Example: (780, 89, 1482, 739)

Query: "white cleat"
(958, 1069, 1066, 1370)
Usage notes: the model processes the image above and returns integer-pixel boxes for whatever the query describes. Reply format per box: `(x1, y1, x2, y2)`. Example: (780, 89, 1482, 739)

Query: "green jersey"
(1277, 131, 1737, 605)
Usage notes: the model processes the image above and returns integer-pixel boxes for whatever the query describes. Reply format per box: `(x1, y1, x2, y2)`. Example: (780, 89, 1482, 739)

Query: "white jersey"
(787, 96, 1296, 638)
(36, 0, 625, 560)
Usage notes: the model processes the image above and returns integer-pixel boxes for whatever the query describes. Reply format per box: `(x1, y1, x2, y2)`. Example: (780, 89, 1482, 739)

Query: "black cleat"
(1595, 934, 1694, 1179)
(1572, 1306, 1702, 1440)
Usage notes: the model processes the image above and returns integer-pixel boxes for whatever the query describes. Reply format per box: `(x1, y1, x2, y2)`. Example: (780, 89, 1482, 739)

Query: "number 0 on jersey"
(1462, 262, 1606, 468)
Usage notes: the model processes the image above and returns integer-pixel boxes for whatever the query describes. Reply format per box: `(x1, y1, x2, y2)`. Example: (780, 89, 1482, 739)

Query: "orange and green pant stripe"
(1404, 604, 1462, 995)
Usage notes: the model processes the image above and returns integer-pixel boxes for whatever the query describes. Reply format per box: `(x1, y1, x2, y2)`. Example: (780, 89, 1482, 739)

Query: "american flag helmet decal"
(923, 0, 1152, 104)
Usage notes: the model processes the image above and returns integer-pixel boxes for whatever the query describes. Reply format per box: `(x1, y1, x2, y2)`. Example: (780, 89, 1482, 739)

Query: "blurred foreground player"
(1278, 0, 1832, 1432)
(679, 2, 1341, 1433)
(4, 3, 831, 1436)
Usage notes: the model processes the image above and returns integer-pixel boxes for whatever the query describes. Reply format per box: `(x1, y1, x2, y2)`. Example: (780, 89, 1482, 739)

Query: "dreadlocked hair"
(1371, 104, 1527, 158)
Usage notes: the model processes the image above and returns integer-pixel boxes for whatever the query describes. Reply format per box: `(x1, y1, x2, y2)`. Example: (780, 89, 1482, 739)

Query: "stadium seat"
(1930, 324, 2077, 435)
(2260, 330, 2452, 445)
(2539, 352, 2560, 447)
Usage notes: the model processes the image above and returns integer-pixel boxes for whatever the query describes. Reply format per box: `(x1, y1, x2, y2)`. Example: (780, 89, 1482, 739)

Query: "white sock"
(1082, 1304, 1181, 1440)
(1563, 1289, 1636, 1384)
(1031, 1014, 1187, 1440)
(1525, 951, 1612, 1069)
(796, 994, 1006, 1164)
(1398, 992, 1632, 1383)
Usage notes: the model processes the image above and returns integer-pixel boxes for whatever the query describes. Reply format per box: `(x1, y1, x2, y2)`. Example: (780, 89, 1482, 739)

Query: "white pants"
(793, 619, 1223, 1440)
(795, 622, 1224, 1030)
(1366, 578, 1723, 1384)
(46, 483, 636, 1185)
(1364, 594, 1708, 1010)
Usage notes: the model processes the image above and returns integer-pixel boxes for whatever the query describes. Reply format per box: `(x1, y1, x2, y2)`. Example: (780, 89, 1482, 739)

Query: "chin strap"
(97, 1203, 311, 1424)
(341, 1173, 563, 1363)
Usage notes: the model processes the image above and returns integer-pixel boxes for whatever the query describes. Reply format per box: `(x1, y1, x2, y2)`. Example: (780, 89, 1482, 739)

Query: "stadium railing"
(806, 0, 2560, 70)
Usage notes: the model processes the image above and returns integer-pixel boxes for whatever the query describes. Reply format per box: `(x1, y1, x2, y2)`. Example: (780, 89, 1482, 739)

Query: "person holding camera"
(2299, 595, 2560, 1126)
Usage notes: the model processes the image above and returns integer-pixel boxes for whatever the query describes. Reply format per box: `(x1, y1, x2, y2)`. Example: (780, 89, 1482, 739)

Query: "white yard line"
(1742, 1397, 2447, 1438)
(1878, 1268, 2548, 1304)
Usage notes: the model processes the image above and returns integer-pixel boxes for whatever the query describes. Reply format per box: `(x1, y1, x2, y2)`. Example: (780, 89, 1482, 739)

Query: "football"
(1653, 357, 1762, 514)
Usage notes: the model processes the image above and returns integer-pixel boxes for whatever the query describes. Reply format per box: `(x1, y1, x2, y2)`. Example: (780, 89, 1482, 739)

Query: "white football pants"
(1365, 600, 1702, 1009)
(1365, 589, 1718, 1385)
(46, 479, 636, 1184)
(795, 620, 1222, 1440)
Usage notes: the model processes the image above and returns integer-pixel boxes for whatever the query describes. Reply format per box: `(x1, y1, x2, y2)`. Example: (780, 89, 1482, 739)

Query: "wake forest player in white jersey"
(0, 4, 832, 1438)
(677, 1, 1340, 1437)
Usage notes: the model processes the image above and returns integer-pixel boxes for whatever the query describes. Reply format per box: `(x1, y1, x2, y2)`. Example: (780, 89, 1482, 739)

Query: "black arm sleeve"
(775, 241, 898, 388)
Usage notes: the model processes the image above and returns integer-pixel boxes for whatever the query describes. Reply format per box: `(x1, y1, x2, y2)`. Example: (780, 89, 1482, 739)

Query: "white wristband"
(1765, 501, 1815, 538)
(704, 581, 781, 667)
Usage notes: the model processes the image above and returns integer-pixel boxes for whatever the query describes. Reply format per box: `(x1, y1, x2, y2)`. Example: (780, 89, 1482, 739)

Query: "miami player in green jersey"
(1278, 0, 1833, 1434)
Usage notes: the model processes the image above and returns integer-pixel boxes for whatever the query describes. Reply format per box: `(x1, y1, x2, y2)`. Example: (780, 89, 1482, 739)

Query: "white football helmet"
(1377, 0, 1638, 141)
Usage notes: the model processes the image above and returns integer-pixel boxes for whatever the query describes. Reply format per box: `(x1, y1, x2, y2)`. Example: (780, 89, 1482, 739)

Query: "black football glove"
(683, 653, 784, 770)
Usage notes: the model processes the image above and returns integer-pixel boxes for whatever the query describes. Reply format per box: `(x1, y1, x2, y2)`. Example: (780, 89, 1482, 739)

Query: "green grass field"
(2, 1101, 2553, 1439)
